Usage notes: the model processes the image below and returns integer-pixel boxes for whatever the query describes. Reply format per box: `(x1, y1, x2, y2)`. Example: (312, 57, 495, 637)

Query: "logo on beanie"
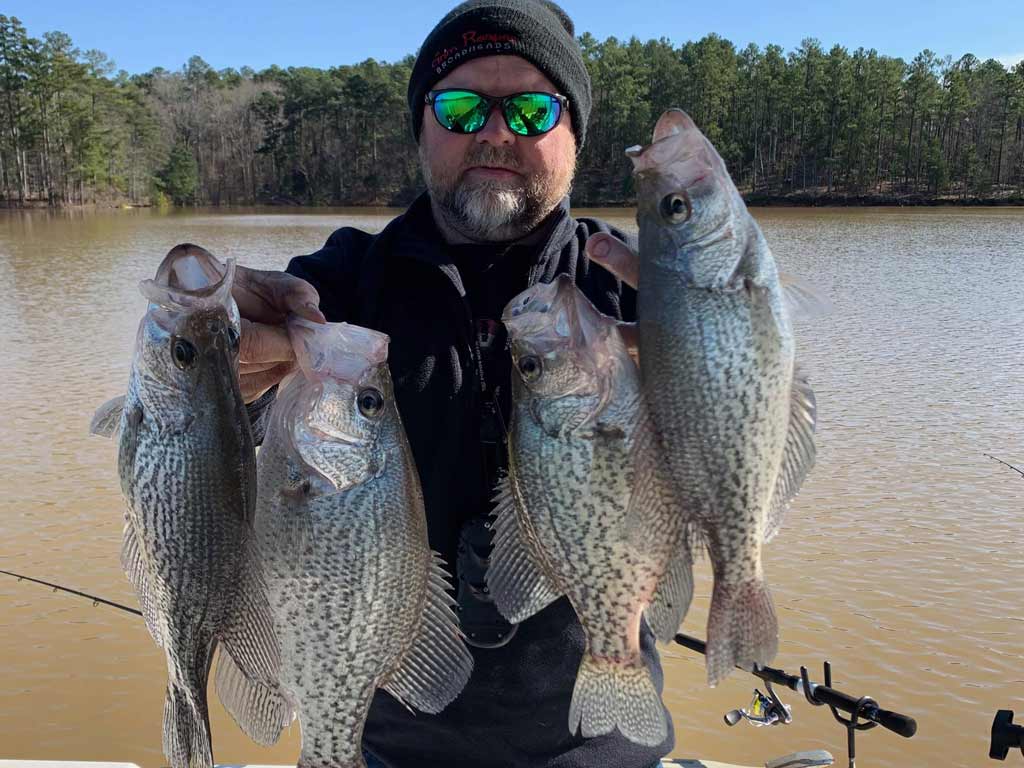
(432, 30, 521, 73)
(462, 30, 518, 46)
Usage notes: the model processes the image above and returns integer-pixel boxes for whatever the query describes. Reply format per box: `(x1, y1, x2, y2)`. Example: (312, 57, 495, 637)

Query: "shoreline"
(3, 195, 1023, 211)
(740, 192, 1024, 207)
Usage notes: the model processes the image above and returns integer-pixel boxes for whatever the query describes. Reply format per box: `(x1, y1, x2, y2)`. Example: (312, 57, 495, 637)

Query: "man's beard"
(421, 144, 572, 242)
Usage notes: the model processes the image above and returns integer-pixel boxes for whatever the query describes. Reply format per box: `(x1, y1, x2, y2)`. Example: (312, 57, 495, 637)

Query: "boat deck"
(0, 753, 834, 768)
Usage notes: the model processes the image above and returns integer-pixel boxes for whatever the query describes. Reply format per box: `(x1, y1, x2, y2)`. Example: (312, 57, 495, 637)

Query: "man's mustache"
(461, 146, 522, 172)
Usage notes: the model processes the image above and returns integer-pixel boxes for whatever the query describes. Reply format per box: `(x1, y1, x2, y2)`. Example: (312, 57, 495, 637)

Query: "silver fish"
(628, 110, 819, 686)
(487, 275, 690, 746)
(90, 244, 279, 768)
(216, 317, 473, 768)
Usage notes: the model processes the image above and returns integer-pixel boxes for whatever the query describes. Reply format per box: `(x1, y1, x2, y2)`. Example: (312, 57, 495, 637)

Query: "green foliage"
(156, 141, 198, 204)
(2, 18, 1023, 206)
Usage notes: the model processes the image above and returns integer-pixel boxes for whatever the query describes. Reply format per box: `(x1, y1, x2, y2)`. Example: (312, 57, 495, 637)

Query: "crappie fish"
(90, 244, 279, 768)
(628, 110, 819, 686)
(487, 275, 690, 746)
(216, 317, 473, 768)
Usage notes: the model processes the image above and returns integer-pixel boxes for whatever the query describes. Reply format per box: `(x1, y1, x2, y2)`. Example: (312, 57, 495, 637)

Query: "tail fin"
(296, 758, 366, 768)
(706, 577, 778, 687)
(568, 654, 667, 747)
(162, 682, 213, 768)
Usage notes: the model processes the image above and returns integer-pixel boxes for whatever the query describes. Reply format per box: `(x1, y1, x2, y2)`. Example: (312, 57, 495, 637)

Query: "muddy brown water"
(0, 206, 1021, 767)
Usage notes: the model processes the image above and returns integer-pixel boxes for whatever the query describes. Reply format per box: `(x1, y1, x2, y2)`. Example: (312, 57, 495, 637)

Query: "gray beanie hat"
(407, 0, 592, 150)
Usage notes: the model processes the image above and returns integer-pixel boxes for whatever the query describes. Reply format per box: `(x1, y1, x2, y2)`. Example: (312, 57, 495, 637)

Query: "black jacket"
(275, 192, 673, 768)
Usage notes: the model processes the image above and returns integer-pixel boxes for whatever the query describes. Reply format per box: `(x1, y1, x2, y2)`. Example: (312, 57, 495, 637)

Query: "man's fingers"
(617, 322, 640, 366)
(617, 322, 639, 353)
(240, 361, 287, 375)
(240, 319, 295, 365)
(241, 362, 295, 404)
(586, 233, 640, 289)
(234, 265, 326, 325)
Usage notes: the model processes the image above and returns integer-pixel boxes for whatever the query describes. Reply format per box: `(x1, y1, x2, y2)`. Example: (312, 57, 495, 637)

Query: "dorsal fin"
(382, 552, 473, 713)
(765, 365, 817, 542)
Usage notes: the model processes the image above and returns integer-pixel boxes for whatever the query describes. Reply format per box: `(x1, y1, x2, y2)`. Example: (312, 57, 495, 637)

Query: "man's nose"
(475, 102, 515, 146)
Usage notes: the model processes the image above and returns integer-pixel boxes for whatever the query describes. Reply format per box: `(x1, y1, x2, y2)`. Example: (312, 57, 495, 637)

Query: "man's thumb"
(586, 233, 640, 289)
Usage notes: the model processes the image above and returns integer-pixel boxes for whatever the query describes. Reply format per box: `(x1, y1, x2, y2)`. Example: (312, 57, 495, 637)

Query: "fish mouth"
(305, 422, 369, 448)
(140, 245, 237, 318)
(288, 317, 389, 384)
(503, 275, 616, 375)
(155, 244, 224, 290)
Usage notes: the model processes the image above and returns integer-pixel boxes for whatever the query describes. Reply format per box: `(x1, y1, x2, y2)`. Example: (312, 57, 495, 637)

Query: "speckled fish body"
(629, 111, 817, 686)
(90, 244, 278, 768)
(218, 318, 472, 768)
(486, 275, 690, 747)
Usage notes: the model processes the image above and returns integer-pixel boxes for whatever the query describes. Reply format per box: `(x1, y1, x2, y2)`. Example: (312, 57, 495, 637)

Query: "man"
(234, 1, 670, 765)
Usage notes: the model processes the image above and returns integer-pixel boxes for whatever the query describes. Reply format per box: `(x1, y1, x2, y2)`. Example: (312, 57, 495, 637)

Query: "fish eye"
(227, 326, 240, 351)
(517, 354, 543, 382)
(170, 337, 197, 370)
(357, 387, 384, 417)
(660, 192, 691, 224)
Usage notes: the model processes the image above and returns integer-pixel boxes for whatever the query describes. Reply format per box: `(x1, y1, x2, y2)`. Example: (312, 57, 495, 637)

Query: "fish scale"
(92, 244, 281, 768)
(215, 318, 473, 768)
(488, 275, 688, 748)
(630, 109, 819, 687)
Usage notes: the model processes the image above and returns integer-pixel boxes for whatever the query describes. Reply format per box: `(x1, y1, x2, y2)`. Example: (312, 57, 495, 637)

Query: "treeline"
(1, 14, 1022, 207)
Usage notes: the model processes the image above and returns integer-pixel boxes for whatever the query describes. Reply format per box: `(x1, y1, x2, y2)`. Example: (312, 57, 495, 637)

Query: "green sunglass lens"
(434, 91, 489, 133)
(505, 93, 559, 135)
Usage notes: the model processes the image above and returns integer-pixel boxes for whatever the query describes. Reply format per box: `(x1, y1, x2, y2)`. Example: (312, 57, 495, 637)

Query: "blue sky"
(8, 0, 1023, 74)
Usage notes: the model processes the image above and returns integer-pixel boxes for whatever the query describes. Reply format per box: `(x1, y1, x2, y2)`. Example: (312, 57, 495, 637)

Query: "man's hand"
(233, 265, 326, 403)
(585, 233, 640, 361)
(585, 233, 639, 290)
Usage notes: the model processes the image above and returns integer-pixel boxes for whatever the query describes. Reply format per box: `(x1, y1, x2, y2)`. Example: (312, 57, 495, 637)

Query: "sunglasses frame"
(425, 88, 570, 137)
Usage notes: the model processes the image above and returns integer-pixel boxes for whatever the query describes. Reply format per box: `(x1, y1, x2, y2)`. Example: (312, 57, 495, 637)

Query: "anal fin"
(645, 541, 694, 644)
(218, 537, 281, 686)
(382, 552, 473, 714)
(485, 474, 562, 624)
(215, 645, 292, 746)
(627, 405, 695, 642)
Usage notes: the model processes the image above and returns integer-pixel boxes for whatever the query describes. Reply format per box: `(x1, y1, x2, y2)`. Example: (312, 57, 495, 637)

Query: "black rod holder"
(991, 710, 1024, 760)
(673, 632, 917, 740)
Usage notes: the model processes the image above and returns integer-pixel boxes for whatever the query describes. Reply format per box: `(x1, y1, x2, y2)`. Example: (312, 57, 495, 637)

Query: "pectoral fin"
(90, 395, 125, 438)
(780, 273, 832, 323)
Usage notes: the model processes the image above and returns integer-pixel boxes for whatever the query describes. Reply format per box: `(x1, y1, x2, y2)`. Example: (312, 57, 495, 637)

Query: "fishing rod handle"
(803, 682, 917, 738)
(871, 706, 917, 739)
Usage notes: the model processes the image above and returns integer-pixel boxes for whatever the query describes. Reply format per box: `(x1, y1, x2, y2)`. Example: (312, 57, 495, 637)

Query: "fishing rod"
(0, 569, 141, 616)
(2, 568, 918, 766)
(984, 454, 1024, 479)
(674, 632, 917, 768)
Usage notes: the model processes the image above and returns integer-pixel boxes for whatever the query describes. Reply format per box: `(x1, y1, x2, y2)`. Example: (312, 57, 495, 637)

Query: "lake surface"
(0, 205, 1021, 768)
